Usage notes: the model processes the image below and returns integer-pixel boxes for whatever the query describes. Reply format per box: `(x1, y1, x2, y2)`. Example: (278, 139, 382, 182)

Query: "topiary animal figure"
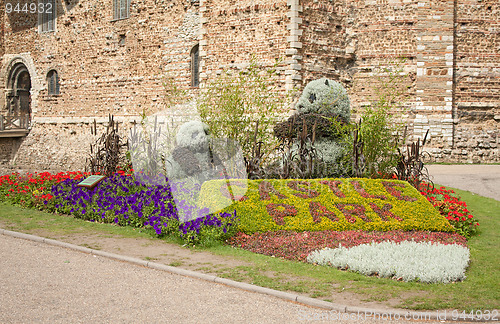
(165, 121, 216, 182)
(295, 78, 350, 120)
(272, 78, 351, 178)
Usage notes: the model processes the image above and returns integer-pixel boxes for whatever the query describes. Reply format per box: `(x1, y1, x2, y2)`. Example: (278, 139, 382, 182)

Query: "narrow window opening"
(38, 0, 56, 33)
(113, 0, 130, 20)
(47, 70, 60, 95)
(191, 44, 200, 88)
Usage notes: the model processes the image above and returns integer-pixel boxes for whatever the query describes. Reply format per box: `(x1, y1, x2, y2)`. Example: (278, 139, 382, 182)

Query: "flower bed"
(0, 171, 237, 245)
(1, 170, 478, 282)
(198, 178, 453, 234)
(228, 230, 467, 262)
(419, 183, 479, 238)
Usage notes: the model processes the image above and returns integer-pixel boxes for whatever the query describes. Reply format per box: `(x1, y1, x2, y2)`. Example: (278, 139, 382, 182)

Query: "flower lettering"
(309, 201, 338, 223)
(369, 202, 402, 222)
(318, 180, 345, 198)
(287, 180, 320, 199)
(220, 181, 248, 201)
(382, 181, 417, 202)
(351, 180, 386, 200)
(259, 181, 288, 200)
(266, 203, 297, 225)
(336, 203, 370, 223)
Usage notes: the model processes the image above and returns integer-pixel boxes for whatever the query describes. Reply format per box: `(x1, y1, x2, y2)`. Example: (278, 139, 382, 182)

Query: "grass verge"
(0, 186, 498, 311)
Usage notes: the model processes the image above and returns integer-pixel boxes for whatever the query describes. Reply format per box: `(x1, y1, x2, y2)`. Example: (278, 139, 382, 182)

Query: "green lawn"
(0, 186, 498, 311)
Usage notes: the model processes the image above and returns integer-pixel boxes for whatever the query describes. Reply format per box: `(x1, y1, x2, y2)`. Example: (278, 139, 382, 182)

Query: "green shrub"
(197, 58, 292, 161)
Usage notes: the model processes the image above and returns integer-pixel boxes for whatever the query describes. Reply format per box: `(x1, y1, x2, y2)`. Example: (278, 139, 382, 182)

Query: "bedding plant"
(198, 178, 453, 234)
(0, 170, 237, 246)
(0, 169, 479, 283)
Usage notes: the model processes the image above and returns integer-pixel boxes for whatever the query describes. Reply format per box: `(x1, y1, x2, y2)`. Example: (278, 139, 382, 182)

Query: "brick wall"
(200, 0, 289, 86)
(1, 0, 201, 171)
(0, 0, 498, 173)
(453, 0, 499, 162)
(343, 0, 417, 118)
(1, 0, 200, 116)
(299, 0, 351, 84)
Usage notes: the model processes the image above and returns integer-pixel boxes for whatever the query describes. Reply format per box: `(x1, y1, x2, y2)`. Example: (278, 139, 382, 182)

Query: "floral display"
(0, 171, 237, 245)
(198, 178, 453, 234)
(1, 168, 480, 282)
(419, 183, 479, 238)
(228, 230, 467, 262)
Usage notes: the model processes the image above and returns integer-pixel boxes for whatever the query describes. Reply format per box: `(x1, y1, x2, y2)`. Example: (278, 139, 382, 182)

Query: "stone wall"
(453, 0, 499, 163)
(0, 137, 21, 165)
(0, 0, 4, 57)
(0, 0, 498, 173)
(343, 0, 417, 116)
(1, 0, 201, 171)
(200, 0, 289, 86)
(299, 0, 352, 84)
(2, 0, 200, 118)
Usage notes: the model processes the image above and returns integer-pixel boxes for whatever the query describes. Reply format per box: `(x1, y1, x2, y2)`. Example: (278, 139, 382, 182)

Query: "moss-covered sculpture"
(165, 121, 215, 181)
(295, 78, 350, 120)
(273, 78, 351, 177)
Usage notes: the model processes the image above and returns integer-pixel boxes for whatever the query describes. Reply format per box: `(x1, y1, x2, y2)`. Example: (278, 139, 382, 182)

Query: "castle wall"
(0, 0, 498, 173)
(298, 0, 351, 85)
(342, 0, 417, 117)
(300, 0, 498, 163)
(453, 0, 499, 163)
(1, 0, 201, 172)
(200, 0, 289, 87)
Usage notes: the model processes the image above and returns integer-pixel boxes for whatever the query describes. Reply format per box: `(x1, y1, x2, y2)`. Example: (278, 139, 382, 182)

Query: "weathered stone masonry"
(0, 0, 498, 173)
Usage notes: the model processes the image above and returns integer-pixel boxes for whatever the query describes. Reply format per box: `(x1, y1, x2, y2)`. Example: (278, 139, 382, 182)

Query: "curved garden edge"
(0, 227, 497, 323)
(0, 184, 498, 313)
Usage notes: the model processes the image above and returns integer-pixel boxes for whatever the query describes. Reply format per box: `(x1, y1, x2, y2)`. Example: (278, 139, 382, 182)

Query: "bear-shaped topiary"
(272, 78, 351, 178)
(295, 78, 350, 120)
(165, 121, 216, 182)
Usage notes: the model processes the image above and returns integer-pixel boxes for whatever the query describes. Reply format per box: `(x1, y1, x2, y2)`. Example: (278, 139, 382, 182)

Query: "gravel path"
(0, 234, 460, 324)
(0, 234, 319, 324)
(426, 164, 500, 201)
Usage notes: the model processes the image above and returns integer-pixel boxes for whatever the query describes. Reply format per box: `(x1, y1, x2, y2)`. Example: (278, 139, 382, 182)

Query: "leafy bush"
(307, 241, 470, 283)
(197, 58, 291, 162)
(358, 104, 403, 178)
(357, 61, 411, 178)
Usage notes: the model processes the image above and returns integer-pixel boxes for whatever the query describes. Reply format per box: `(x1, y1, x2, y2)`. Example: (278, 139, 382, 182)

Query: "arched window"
(47, 70, 60, 95)
(6, 63, 32, 124)
(191, 44, 200, 88)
